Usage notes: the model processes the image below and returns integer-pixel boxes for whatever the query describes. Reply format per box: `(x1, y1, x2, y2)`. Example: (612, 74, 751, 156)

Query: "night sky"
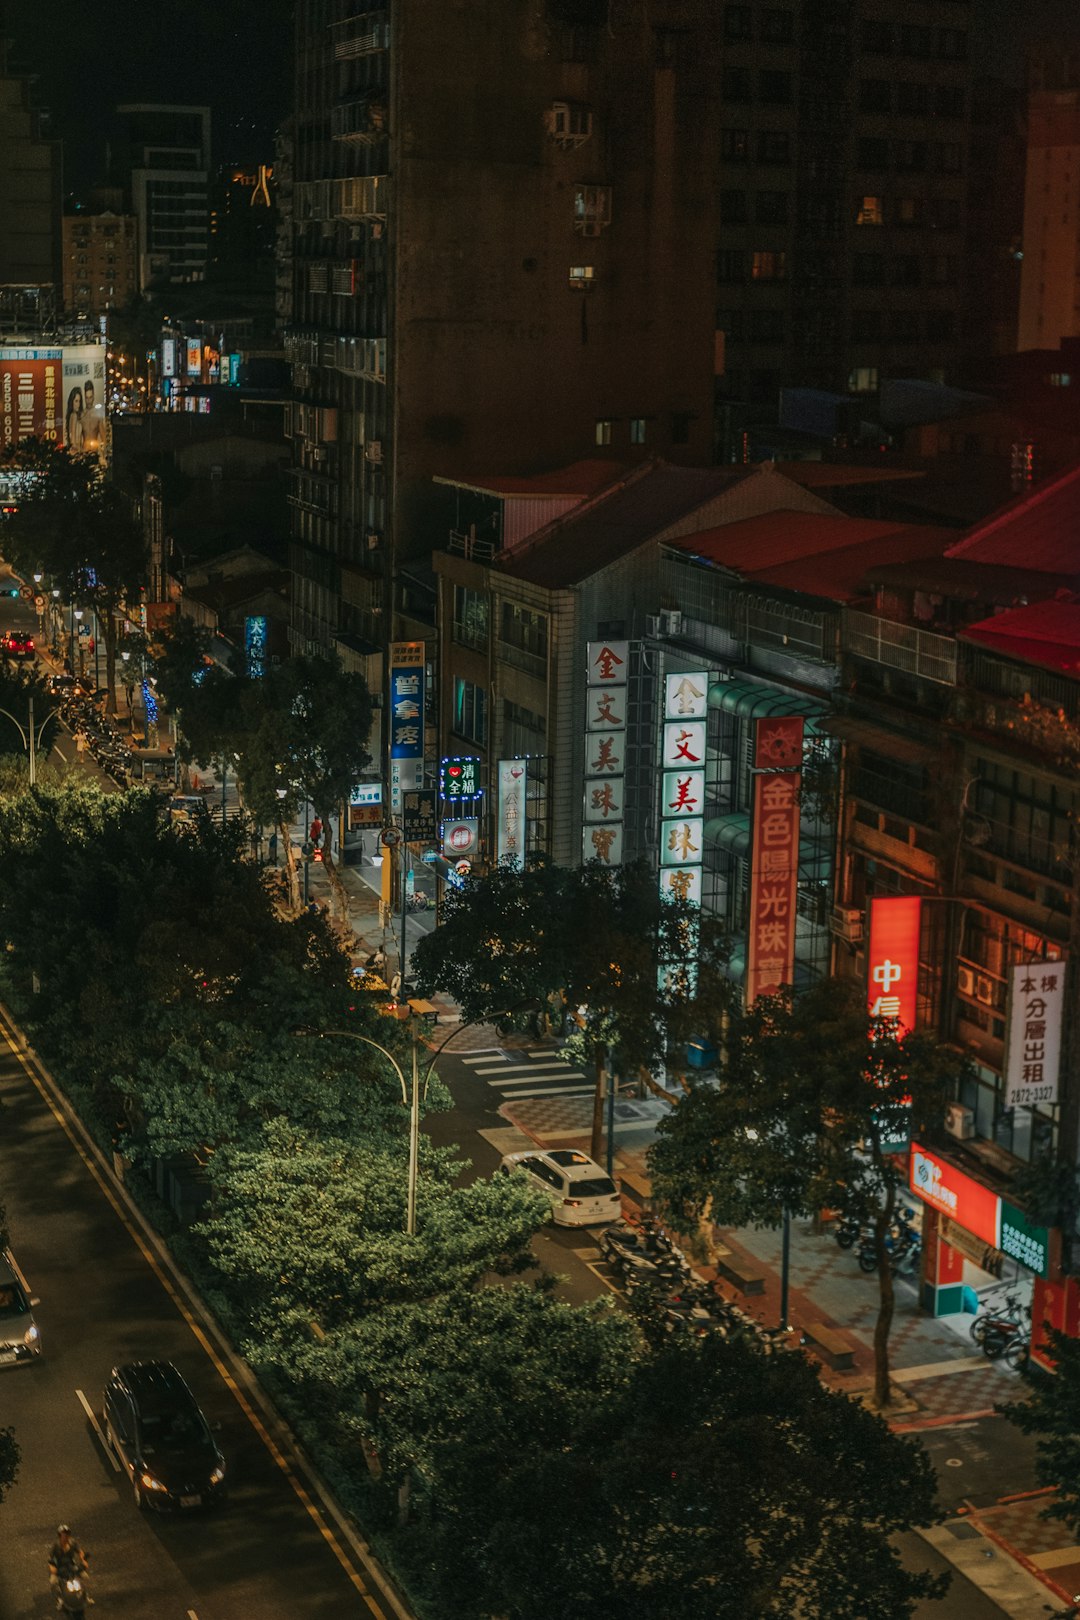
(4, 0, 1080, 198)
(3, 0, 293, 193)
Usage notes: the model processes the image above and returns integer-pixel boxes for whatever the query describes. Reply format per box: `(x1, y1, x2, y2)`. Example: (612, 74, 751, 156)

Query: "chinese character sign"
(1004, 957, 1067, 1109)
(866, 896, 921, 1032)
(665, 671, 707, 720)
(439, 756, 481, 800)
(389, 641, 425, 762)
(245, 615, 268, 678)
(586, 687, 627, 732)
(587, 639, 628, 686)
(745, 714, 803, 1007)
(497, 758, 527, 870)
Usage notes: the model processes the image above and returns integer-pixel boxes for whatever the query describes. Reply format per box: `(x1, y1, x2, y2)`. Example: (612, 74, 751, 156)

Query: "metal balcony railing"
(330, 12, 389, 60)
(844, 609, 956, 685)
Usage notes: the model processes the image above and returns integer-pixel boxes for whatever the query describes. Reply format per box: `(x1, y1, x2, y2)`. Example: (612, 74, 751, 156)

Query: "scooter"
(53, 1567, 90, 1616)
(599, 1220, 678, 1266)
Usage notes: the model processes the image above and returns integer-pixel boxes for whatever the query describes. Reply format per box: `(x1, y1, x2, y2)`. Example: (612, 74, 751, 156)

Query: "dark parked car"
(104, 1360, 226, 1511)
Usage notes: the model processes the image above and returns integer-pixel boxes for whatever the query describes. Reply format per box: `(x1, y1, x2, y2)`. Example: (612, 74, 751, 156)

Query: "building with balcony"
(62, 211, 138, 321)
(284, 0, 724, 771)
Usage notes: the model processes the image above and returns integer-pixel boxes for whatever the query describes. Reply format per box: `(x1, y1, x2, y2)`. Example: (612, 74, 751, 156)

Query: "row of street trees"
(0, 783, 948, 1616)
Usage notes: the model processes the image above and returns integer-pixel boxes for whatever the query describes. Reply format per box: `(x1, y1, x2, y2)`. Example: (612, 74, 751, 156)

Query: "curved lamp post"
(309, 999, 539, 1237)
(0, 698, 60, 786)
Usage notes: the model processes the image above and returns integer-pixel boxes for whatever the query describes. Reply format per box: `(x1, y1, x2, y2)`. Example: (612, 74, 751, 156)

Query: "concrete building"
(1018, 86, 1080, 354)
(283, 0, 723, 708)
(715, 0, 977, 428)
(114, 105, 211, 289)
(62, 212, 138, 321)
(0, 39, 61, 301)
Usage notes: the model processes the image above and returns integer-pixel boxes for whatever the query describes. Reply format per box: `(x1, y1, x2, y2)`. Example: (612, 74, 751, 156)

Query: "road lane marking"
(75, 1388, 120, 1471)
(0, 1014, 397, 1620)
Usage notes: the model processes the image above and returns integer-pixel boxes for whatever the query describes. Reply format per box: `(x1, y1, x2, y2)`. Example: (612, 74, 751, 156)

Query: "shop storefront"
(908, 1141, 1056, 1355)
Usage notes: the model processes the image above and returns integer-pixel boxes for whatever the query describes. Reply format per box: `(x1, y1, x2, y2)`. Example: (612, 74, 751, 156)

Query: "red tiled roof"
(959, 599, 1080, 676)
(433, 459, 627, 499)
(945, 460, 1080, 571)
(668, 510, 952, 602)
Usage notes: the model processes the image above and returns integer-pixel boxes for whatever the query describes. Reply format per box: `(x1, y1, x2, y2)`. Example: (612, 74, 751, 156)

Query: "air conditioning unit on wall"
(829, 905, 863, 943)
(660, 609, 683, 636)
(956, 965, 976, 999)
(945, 1102, 975, 1140)
(645, 614, 660, 638)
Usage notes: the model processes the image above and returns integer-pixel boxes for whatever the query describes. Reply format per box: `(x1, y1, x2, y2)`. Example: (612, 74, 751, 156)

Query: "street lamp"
(0, 697, 59, 786)
(309, 999, 539, 1237)
(73, 608, 84, 677)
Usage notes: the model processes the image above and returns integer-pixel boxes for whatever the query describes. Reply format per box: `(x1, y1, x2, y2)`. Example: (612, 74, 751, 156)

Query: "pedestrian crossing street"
(459, 1046, 594, 1101)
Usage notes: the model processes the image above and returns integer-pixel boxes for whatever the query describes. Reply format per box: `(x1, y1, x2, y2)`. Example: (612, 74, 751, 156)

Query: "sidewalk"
(499, 1086, 1076, 1616)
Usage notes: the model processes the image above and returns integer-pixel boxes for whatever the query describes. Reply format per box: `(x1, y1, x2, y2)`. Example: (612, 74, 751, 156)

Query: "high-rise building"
(113, 105, 211, 289)
(1018, 71, 1080, 354)
(62, 211, 138, 322)
(0, 39, 61, 306)
(714, 0, 976, 427)
(283, 1, 723, 672)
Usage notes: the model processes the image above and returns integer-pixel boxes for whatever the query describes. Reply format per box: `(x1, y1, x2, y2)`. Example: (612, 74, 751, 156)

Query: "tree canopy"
(649, 975, 971, 1406)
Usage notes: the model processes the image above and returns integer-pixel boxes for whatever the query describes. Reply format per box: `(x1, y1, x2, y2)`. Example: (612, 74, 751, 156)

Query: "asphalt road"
(0, 1013, 398, 1620)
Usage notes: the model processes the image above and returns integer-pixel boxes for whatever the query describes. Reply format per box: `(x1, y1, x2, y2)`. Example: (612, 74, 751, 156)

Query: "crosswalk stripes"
(459, 1045, 594, 1101)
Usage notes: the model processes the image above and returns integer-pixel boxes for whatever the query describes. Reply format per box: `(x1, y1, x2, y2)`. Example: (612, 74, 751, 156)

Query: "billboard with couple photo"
(0, 344, 106, 456)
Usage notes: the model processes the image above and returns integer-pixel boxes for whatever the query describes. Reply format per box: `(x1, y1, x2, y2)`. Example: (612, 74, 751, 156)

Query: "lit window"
(849, 366, 879, 393)
(856, 196, 884, 226)
(751, 250, 786, 281)
(595, 419, 613, 446)
(630, 418, 646, 445)
(569, 264, 596, 289)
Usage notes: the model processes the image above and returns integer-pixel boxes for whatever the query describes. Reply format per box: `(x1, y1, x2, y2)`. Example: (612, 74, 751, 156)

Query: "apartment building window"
(895, 196, 922, 226)
(936, 143, 963, 174)
(938, 28, 968, 60)
(569, 264, 596, 289)
(723, 66, 752, 101)
(894, 141, 928, 172)
(630, 417, 647, 444)
(896, 81, 931, 116)
(858, 138, 889, 171)
(721, 128, 751, 161)
(928, 255, 958, 285)
(759, 70, 792, 104)
(453, 679, 487, 745)
(851, 309, 883, 341)
(756, 190, 789, 224)
(855, 195, 884, 225)
(892, 255, 921, 286)
(452, 586, 489, 651)
(725, 4, 752, 40)
(860, 79, 891, 112)
(928, 196, 960, 229)
(720, 189, 749, 224)
(849, 366, 879, 392)
(926, 310, 956, 341)
(936, 85, 966, 117)
(861, 19, 893, 53)
(852, 254, 885, 286)
(760, 9, 794, 43)
(502, 698, 546, 758)
(751, 249, 787, 281)
(595, 418, 612, 445)
(750, 309, 785, 343)
(757, 130, 791, 164)
(500, 603, 548, 675)
(717, 248, 746, 283)
(899, 24, 933, 57)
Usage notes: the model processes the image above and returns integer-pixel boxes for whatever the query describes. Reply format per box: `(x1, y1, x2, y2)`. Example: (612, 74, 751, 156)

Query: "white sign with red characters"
(584, 641, 628, 865)
(1004, 957, 1067, 1109)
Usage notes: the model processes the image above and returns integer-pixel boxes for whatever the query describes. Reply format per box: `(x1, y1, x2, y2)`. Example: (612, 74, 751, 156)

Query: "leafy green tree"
(0, 1425, 18, 1505)
(413, 857, 731, 1158)
(0, 439, 147, 712)
(1002, 1328, 1080, 1534)
(0, 660, 62, 767)
(650, 976, 971, 1408)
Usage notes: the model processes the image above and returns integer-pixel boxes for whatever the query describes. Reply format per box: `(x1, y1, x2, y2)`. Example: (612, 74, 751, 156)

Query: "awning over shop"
(708, 678, 828, 736)
(703, 812, 752, 857)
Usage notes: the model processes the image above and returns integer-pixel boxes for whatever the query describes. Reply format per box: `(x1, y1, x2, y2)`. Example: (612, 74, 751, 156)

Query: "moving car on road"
(104, 1359, 226, 1511)
(498, 1149, 622, 1227)
(3, 630, 34, 659)
(0, 1247, 42, 1366)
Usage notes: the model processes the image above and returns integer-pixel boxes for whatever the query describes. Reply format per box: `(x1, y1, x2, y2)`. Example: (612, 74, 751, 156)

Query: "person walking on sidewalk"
(310, 816, 323, 850)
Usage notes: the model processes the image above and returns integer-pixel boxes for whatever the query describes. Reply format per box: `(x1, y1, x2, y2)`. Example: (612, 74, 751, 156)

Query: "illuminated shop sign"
(866, 896, 921, 1032)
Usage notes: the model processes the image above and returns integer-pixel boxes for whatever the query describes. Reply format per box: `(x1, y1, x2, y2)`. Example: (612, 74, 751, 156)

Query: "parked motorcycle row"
(969, 1286, 1032, 1370)
(53, 678, 134, 787)
(834, 1204, 923, 1278)
(599, 1215, 792, 1352)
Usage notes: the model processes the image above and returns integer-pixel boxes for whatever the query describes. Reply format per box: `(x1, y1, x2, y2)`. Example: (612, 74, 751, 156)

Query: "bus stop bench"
(408, 998, 439, 1026)
(802, 1322, 855, 1370)
(714, 1255, 766, 1296)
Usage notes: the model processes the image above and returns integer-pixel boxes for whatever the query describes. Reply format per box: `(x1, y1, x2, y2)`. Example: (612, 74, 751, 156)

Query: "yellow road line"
(0, 1017, 388, 1619)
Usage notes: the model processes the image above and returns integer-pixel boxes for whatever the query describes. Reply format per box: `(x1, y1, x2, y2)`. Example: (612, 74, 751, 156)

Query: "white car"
(499, 1149, 622, 1227)
(0, 1248, 41, 1366)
